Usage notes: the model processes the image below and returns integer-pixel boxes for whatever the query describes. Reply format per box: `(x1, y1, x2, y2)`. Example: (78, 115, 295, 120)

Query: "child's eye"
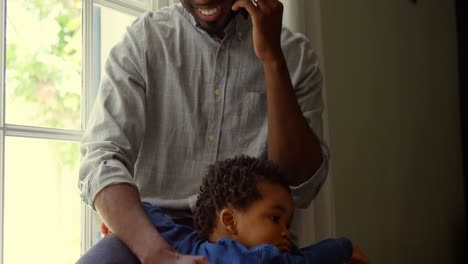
(270, 215, 280, 223)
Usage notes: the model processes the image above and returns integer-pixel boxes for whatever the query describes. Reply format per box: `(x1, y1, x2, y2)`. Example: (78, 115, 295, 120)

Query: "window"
(0, 0, 172, 263)
(2, 0, 82, 262)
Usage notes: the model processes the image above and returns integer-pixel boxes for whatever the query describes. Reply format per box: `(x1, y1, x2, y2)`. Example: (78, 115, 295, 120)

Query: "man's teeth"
(198, 7, 219, 16)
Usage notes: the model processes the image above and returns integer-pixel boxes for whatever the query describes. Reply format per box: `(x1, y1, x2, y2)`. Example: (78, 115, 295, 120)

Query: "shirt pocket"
(241, 92, 267, 120)
(237, 91, 268, 149)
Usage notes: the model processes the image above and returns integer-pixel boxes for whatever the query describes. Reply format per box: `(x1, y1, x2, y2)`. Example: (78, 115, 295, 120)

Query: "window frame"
(0, 1, 6, 262)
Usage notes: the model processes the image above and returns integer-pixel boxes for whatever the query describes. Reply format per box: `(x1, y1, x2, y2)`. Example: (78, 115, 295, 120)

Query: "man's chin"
(197, 14, 236, 35)
(194, 20, 219, 33)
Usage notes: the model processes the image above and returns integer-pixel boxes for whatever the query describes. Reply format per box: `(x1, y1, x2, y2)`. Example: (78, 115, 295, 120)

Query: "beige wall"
(307, 0, 466, 263)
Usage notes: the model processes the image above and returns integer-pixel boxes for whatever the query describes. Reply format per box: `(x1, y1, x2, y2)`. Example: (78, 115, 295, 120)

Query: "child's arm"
(288, 237, 354, 264)
(346, 244, 370, 264)
(141, 203, 199, 252)
(100, 203, 198, 251)
(281, 237, 369, 264)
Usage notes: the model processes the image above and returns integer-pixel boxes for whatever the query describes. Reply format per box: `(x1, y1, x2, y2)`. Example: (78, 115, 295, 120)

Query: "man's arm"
(95, 185, 209, 263)
(263, 54, 323, 186)
(233, 0, 324, 186)
(95, 184, 176, 261)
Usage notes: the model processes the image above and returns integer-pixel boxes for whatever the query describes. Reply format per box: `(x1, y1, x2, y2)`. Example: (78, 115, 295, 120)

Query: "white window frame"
(0, 0, 184, 260)
(0, 0, 6, 262)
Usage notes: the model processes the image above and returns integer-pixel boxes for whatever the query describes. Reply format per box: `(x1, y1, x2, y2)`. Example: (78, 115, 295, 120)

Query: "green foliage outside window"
(6, 0, 82, 169)
(6, 0, 82, 131)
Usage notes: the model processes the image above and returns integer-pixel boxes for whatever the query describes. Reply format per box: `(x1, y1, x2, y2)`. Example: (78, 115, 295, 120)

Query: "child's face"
(233, 181, 294, 252)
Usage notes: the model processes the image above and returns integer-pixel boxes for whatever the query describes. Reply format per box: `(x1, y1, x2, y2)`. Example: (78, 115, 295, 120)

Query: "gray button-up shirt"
(79, 4, 329, 217)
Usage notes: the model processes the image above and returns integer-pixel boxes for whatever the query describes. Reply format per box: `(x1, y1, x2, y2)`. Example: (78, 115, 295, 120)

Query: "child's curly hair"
(193, 155, 290, 241)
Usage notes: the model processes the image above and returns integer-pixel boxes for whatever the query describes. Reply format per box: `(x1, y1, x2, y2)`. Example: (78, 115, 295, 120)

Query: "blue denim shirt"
(143, 203, 352, 264)
(79, 4, 329, 216)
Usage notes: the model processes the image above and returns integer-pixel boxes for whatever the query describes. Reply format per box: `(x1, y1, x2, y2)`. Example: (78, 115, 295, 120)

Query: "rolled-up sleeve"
(79, 17, 147, 209)
(286, 34, 330, 208)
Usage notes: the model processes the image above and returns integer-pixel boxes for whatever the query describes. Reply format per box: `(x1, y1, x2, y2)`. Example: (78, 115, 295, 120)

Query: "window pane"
(99, 5, 137, 73)
(5, 0, 82, 130)
(4, 137, 80, 264)
(92, 4, 137, 102)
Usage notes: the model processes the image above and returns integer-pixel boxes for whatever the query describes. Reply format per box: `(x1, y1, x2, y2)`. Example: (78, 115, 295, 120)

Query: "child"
(140, 155, 370, 263)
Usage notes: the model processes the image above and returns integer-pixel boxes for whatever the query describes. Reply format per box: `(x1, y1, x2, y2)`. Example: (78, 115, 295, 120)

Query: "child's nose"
(281, 229, 291, 240)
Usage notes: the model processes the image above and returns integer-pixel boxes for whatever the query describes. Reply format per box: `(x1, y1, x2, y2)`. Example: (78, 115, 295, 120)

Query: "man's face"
(180, 0, 238, 35)
(234, 181, 294, 252)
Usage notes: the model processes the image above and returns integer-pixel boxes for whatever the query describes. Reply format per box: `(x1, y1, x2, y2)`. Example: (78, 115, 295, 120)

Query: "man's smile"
(195, 5, 222, 21)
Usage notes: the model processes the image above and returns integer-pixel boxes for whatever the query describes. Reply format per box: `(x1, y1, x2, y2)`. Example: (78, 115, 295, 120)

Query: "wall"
(307, 0, 466, 263)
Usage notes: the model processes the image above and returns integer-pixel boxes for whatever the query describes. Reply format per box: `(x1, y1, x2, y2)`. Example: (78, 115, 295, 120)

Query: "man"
(77, 0, 329, 263)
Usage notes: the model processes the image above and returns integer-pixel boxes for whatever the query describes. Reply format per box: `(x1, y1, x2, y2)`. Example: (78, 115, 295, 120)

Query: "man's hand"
(100, 222, 209, 263)
(232, 0, 284, 62)
(94, 184, 210, 264)
(346, 244, 370, 264)
(139, 241, 210, 264)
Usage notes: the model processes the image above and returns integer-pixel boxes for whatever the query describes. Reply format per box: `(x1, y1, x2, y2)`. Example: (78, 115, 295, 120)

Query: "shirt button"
(214, 88, 221, 96)
(208, 135, 216, 142)
(220, 44, 225, 50)
(238, 32, 243, 39)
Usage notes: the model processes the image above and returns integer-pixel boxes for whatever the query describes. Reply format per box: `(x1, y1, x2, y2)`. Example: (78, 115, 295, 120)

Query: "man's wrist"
(132, 232, 172, 261)
(261, 49, 286, 66)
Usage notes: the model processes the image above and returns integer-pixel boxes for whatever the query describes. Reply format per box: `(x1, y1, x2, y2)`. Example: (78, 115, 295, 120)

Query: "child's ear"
(219, 208, 237, 235)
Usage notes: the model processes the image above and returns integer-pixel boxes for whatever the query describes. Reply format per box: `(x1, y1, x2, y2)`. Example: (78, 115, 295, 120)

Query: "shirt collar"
(233, 10, 251, 41)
